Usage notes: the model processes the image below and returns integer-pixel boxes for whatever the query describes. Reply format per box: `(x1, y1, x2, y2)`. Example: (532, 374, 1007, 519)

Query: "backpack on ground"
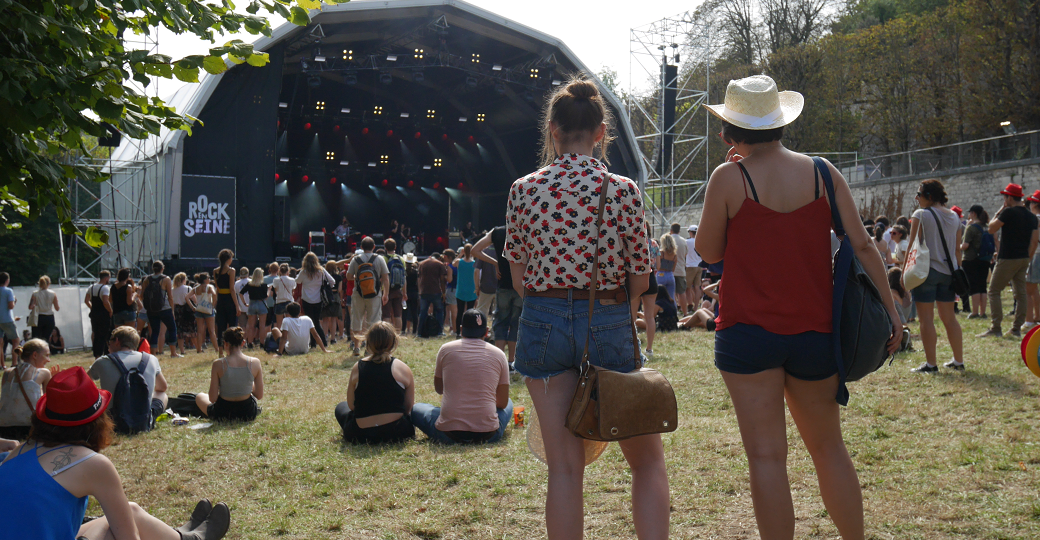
(168, 392, 206, 418)
(107, 353, 154, 434)
(355, 254, 379, 299)
(142, 275, 165, 314)
(974, 223, 996, 262)
(387, 255, 406, 291)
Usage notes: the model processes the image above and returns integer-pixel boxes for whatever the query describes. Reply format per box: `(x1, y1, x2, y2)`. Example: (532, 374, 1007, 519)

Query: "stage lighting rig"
(315, 101, 325, 111)
(343, 49, 353, 60)
(326, 151, 335, 160)
(471, 53, 480, 63)
(414, 48, 424, 59)
(427, 109, 436, 119)
(373, 106, 383, 116)
(380, 155, 389, 164)
(434, 158, 443, 167)
(476, 113, 485, 122)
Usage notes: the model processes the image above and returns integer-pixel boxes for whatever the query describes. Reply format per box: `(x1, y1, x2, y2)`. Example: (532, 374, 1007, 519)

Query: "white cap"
(688, 225, 698, 232)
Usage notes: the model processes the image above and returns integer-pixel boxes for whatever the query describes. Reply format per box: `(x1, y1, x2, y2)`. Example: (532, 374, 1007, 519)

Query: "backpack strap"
(107, 354, 129, 376)
(136, 353, 151, 373)
(813, 156, 851, 406)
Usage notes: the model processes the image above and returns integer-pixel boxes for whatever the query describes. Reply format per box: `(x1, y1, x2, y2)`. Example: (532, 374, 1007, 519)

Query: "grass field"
(50, 304, 1040, 539)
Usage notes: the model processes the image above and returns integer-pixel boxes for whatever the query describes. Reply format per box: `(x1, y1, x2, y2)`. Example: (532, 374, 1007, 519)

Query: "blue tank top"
(0, 443, 93, 539)
(454, 259, 477, 302)
(447, 264, 457, 291)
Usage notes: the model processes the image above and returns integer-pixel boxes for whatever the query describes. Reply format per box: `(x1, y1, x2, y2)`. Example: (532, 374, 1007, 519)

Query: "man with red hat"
(979, 183, 1039, 337)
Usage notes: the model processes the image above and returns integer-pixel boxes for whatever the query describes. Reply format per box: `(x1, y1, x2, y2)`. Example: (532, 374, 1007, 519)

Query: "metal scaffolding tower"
(629, 12, 712, 232)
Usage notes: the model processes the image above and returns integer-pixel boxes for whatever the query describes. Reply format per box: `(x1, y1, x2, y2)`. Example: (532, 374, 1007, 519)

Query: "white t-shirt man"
(235, 277, 250, 308)
(88, 350, 162, 404)
(685, 237, 701, 268)
(280, 316, 315, 355)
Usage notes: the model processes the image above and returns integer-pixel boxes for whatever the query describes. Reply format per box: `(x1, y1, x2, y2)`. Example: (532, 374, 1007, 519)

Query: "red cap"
(950, 205, 963, 218)
(1000, 183, 1024, 198)
(36, 367, 111, 427)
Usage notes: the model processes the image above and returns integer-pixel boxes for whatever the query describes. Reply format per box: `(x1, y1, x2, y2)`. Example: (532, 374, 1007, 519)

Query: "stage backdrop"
(180, 175, 237, 259)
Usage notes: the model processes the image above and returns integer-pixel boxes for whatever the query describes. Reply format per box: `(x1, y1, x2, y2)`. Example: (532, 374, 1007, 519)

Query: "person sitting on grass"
(677, 281, 721, 331)
(412, 309, 512, 444)
(272, 302, 328, 356)
(0, 339, 52, 441)
(87, 326, 168, 434)
(0, 366, 232, 540)
(194, 327, 263, 423)
(335, 321, 415, 444)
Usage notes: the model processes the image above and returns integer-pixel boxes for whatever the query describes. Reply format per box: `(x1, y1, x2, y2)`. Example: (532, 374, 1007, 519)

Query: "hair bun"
(566, 80, 599, 100)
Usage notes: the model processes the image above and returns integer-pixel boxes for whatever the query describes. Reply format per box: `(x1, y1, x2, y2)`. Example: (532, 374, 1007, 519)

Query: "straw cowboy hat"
(706, 75, 803, 130)
(526, 405, 608, 466)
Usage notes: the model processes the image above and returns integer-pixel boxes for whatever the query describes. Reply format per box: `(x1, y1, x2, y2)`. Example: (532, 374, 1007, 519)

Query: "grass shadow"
(958, 370, 1028, 396)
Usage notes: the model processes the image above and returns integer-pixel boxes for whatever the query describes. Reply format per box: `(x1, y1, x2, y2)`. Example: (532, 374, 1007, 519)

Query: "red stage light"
(442, 134, 448, 141)
(330, 177, 337, 184)
(274, 173, 280, 181)
(333, 125, 340, 132)
(386, 130, 394, 138)
(304, 123, 312, 130)
(362, 127, 369, 135)
(407, 180, 415, 187)
(457, 182, 465, 189)
(468, 136, 475, 143)
(382, 179, 389, 186)
(414, 132, 421, 139)
(433, 182, 440, 189)
(302, 175, 310, 182)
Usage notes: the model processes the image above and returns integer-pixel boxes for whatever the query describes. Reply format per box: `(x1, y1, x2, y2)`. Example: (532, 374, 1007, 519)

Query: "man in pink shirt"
(411, 309, 513, 444)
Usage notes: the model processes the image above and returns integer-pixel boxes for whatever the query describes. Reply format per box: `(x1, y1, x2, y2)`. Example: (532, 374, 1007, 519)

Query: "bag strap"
(926, 207, 960, 272)
(107, 353, 130, 376)
(16, 365, 35, 413)
(579, 174, 641, 375)
(813, 157, 851, 406)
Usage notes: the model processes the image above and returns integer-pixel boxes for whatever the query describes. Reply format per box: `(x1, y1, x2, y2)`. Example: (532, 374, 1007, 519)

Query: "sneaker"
(1009, 329, 1022, 338)
(976, 329, 1003, 338)
(172, 353, 185, 358)
(645, 348, 653, 357)
(330, 338, 337, 345)
(911, 363, 938, 373)
(967, 313, 980, 319)
(944, 360, 965, 370)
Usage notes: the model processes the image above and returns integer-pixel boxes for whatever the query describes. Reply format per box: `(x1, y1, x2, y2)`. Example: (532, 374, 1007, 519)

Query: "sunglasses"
(915, 192, 925, 198)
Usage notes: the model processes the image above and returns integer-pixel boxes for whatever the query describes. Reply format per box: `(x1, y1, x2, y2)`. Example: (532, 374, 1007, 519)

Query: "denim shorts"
(715, 323, 836, 381)
(445, 288, 456, 305)
(911, 267, 955, 303)
(247, 302, 268, 316)
(273, 302, 289, 315)
(194, 311, 214, 319)
(112, 311, 136, 327)
(514, 292, 641, 380)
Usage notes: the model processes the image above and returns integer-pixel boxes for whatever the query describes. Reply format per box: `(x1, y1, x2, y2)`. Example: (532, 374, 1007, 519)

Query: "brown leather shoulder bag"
(563, 174, 678, 442)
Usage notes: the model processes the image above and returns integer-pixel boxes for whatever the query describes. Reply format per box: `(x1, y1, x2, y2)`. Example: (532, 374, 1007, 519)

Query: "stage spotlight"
(476, 113, 485, 122)
(441, 134, 448, 141)
(279, 157, 289, 162)
(552, 79, 562, 86)
(387, 54, 398, 62)
(492, 64, 502, 71)
(465, 76, 477, 88)
(342, 49, 353, 60)
(339, 160, 349, 166)
(304, 122, 312, 130)
(340, 107, 350, 113)
(386, 130, 393, 138)
(457, 182, 464, 189)
(423, 165, 432, 170)
(380, 71, 392, 85)
(329, 177, 337, 184)
(345, 73, 357, 85)
(427, 109, 436, 119)
(471, 53, 480, 63)
(412, 70, 424, 83)
(373, 105, 383, 115)
(468, 136, 475, 143)
(530, 68, 539, 78)
(278, 102, 288, 108)
(307, 74, 321, 88)
(302, 175, 310, 182)
(433, 182, 440, 189)
(315, 101, 325, 111)
(414, 132, 421, 139)
(333, 125, 340, 132)
(326, 151, 335, 160)
(314, 54, 326, 63)
(362, 127, 369, 135)
(433, 158, 442, 167)
(275, 173, 280, 181)
(414, 48, 424, 59)
(400, 112, 409, 118)
(368, 162, 377, 167)
(380, 155, 389, 164)
(382, 179, 389, 186)
(458, 116, 467, 122)
(407, 180, 415, 187)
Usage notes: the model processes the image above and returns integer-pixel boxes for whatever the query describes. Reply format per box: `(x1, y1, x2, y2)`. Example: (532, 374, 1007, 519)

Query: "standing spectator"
(213, 250, 243, 352)
(474, 248, 498, 318)
(322, 261, 343, 343)
(242, 268, 270, 348)
(172, 272, 196, 356)
(271, 263, 296, 329)
(28, 276, 59, 342)
(412, 309, 512, 444)
(1026, 192, 1040, 329)
(442, 249, 458, 335)
(979, 183, 1039, 338)
(109, 268, 136, 329)
(640, 237, 661, 357)
(346, 238, 390, 355)
(193, 273, 219, 355)
(668, 223, 689, 315)
(904, 180, 965, 371)
(263, 262, 279, 331)
(84, 270, 113, 358)
(380, 238, 407, 332)
(960, 205, 991, 319)
(298, 251, 336, 349)
(0, 272, 19, 367)
(140, 261, 179, 358)
(452, 244, 478, 337)
(334, 321, 415, 444)
(656, 233, 678, 304)
(417, 252, 449, 338)
(0, 339, 51, 440)
(194, 327, 263, 422)
(698, 75, 901, 540)
(402, 254, 420, 335)
(88, 326, 169, 432)
(234, 266, 250, 331)
(471, 226, 522, 364)
(505, 78, 665, 539)
(272, 302, 328, 356)
(685, 225, 703, 309)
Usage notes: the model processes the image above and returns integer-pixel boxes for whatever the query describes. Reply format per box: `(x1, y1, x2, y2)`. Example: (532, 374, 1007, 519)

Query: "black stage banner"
(181, 175, 236, 259)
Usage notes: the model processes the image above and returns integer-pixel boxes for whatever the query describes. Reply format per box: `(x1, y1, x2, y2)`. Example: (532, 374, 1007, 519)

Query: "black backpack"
(142, 275, 165, 314)
(107, 353, 155, 434)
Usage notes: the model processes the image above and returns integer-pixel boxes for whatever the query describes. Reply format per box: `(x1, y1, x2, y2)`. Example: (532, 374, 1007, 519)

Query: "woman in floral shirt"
(504, 77, 668, 540)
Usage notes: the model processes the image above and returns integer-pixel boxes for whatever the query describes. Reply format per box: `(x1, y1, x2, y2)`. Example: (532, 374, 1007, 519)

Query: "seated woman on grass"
(0, 366, 231, 540)
(678, 281, 720, 331)
(195, 327, 264, 422)
(0, 339, 52, 441)
(335, 321, 415, 444)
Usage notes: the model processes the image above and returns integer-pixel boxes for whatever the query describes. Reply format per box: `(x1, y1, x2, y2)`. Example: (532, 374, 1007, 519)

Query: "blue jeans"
(418, 294, 444, 337)
(514, 293, 641, 380)
(411, 399, 513, 444)
(148, 308, 177, 346)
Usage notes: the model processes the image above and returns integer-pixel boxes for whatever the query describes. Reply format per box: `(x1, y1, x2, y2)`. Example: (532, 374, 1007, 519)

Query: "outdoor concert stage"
(110, 0, 642, 269)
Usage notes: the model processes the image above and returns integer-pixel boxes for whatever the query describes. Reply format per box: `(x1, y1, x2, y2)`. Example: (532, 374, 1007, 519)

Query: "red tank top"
(715, 163, 833, 334)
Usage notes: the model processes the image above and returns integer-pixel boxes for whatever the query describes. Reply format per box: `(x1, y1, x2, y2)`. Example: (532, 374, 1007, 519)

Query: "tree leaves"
(202, 55, 228, 74)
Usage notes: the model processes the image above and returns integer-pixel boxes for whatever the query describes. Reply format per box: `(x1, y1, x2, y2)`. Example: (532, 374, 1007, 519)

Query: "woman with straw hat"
(697, 75, 901, 540)
(0, 366, 231, 539)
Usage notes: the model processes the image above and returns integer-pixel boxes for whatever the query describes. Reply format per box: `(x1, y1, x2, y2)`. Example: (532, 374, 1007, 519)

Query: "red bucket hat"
(1000, 183, 1024, 198)
(36, 367, 111, 427)
(1029, 191, 1040, 204)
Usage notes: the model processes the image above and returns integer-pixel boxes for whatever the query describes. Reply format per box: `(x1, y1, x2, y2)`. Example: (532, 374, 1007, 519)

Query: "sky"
(150, 0, 704, 100)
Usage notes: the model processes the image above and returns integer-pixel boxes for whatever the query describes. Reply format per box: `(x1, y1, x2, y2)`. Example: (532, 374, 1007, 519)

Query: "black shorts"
(642, 272, 659, 297)
(336, 404, 414, 445)
(963, 258, 989, 295)
(208, 396, 260, 422)
(714, 323, 836, 381)
(151, 398, 165, 420)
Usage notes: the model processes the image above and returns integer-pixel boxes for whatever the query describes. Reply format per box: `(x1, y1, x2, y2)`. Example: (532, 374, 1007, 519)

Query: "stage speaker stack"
(309, 231, 325, 258)
(449, 231, 462, 250)
(273, 196, 290, 242)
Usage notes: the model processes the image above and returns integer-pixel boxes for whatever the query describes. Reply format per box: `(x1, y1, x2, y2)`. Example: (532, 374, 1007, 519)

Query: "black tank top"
(111, 283, 132, 313)
(88, 283, 108, 319)
(353, 358, 406, 418)
(216, 270, 231, 290)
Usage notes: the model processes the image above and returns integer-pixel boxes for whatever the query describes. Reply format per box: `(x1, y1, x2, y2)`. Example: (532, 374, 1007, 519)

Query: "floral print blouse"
(505, 154, 651, 292)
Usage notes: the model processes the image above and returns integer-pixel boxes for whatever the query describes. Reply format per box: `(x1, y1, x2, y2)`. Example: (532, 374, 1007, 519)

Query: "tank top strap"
(49, 452, 97, 477)
(37, 443, 73, 457)
(814, 163, 820, 200)
(736, 162, 759, 203)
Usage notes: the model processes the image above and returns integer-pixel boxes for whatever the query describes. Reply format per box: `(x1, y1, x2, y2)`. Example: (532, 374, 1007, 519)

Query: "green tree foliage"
(0, 0, 346, 245)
